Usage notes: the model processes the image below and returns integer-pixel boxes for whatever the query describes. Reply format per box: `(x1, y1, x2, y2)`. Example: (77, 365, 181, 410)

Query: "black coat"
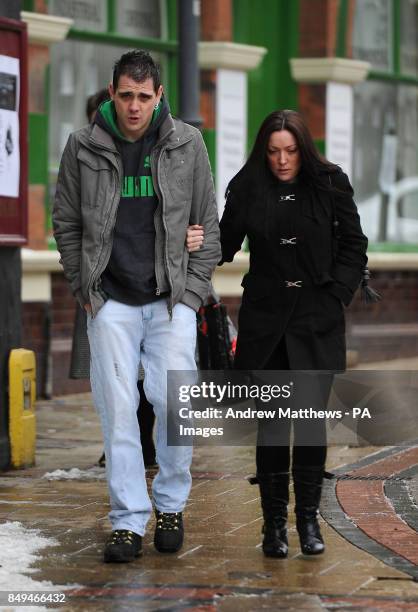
(219, 168, 368, 370)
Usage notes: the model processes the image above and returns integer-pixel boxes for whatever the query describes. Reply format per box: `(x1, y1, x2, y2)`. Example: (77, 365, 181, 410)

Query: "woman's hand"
(186, 224, 204, 252)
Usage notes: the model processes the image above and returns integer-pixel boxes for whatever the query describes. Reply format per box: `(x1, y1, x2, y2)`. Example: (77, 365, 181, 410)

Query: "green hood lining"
(98, 99, 163, 142)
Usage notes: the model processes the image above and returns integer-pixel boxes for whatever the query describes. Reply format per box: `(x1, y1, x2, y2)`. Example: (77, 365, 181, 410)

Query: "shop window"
(400, 0, 418, 78)
(49, 41, 126, 177)
(353, 81, 418, 244)
(116, 0, 167, 39)
(49, 0, 107, 33)
(352, 0, 392, 72)
(48, 0, 167, 38)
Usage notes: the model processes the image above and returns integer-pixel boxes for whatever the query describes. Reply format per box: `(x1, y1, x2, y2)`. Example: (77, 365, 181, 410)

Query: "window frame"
(338, 0, 418, 86)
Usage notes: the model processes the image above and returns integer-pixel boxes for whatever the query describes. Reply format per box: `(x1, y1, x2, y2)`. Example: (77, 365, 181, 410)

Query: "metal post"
(0, 0, 21, 20)
(178, 0, 202, 128)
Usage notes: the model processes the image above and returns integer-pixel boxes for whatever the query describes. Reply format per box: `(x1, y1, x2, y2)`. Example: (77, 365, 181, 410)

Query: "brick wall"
(28, 43, 49, 114)
(299, 0, 339, 57)
(22, 302, 49, 397)
(34, 0, 47, 13)
(27, 185, 47, 250)
(201, 0, 232, 42)
(200, 69, 216, 129)
(200, 0, 231, 131)
(297, 0, 338, 142)
(298, 84, 326, 141)
(346, 271, 418, 363)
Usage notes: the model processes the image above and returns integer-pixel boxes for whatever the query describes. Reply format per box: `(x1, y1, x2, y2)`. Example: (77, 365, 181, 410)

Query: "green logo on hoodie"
(121, 175, 154, 198)
(121, 155, 154, 198)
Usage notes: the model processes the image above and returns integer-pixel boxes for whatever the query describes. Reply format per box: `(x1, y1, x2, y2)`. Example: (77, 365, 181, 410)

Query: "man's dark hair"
(86, 88, 110, 122)
(112, 49, 161, 92)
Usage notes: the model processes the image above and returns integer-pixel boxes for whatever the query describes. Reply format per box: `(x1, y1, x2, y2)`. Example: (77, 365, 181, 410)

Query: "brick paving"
(322, 446, 418, 582)
(2, 394, 418, 610)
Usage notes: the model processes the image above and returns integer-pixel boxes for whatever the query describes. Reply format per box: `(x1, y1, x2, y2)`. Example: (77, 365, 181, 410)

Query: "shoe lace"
(156, 512, 182, 531)
(109, 530, 136, 545)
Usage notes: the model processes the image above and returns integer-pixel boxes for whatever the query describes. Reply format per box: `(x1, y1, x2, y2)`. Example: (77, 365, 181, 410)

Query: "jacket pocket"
(77, 149, 113, 208)
(312, 290, 345, 336)
(77, 148, 113, 171)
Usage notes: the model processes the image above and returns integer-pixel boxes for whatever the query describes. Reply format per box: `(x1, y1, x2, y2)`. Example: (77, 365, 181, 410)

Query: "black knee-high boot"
(292, 465, 325, 555)
(251, 472, 289, 558)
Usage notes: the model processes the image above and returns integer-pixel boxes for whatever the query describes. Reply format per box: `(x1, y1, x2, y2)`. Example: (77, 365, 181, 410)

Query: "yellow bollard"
(9, 349, 36, 468)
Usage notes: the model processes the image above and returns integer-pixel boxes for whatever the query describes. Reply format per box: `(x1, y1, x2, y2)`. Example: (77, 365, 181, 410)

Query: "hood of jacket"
(94, 95, 170, 143)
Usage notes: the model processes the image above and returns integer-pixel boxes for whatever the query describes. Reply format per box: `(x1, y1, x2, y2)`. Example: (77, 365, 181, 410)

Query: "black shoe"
(293, 465, 325, 556)
(250, 472, 289, 558)
(97, 452, 106, 468)
(103, 530, 142, 563)
(154, 510, 184, 553)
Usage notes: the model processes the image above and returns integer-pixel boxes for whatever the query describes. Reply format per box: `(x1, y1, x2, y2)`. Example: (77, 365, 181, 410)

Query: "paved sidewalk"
(1, 392, 418, 611)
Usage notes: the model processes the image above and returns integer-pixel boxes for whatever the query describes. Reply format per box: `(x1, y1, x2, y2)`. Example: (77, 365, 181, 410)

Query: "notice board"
(0, 17, 27, 245)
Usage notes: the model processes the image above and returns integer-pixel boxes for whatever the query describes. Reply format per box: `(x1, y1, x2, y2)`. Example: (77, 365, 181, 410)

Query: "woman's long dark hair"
(233, 109, 338, 191)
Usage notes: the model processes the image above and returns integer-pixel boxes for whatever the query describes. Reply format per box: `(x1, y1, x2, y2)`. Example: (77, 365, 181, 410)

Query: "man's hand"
(186, 224, 204, 252)
(84, 303, 92, 314)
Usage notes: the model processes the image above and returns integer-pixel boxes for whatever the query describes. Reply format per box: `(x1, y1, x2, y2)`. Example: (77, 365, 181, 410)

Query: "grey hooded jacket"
(53, 113, 221, 317)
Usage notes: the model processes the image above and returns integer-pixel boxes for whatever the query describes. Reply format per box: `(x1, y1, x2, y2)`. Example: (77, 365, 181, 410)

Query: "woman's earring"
(154, 102, 159, 109)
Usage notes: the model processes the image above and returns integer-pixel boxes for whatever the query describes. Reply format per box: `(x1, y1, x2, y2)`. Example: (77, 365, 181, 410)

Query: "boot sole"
(301, 547, 324, 556)
(263, 550, 288, 558)
(104, 550, 142, 563)
(154, 543, 183, 553)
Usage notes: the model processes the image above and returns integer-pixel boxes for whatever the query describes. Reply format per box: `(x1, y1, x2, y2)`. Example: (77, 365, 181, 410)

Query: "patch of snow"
(0, 521, 78, 611)
(42, 467, 106, 481)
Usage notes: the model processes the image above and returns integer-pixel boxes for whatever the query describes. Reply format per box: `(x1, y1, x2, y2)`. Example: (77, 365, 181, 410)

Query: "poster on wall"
(216, 69, 247, 218)
(0, 54, 19, 198)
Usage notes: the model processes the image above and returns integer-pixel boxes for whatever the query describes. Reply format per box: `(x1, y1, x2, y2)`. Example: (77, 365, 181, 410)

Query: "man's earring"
(154, 102, 159, 109)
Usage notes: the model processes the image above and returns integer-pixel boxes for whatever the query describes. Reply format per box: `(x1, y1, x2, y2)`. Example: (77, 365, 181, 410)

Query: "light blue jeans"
(87, 298, 196, 535)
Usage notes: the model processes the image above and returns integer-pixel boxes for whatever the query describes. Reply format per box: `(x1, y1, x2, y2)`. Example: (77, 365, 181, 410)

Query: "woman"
(219, 110, 368, 558)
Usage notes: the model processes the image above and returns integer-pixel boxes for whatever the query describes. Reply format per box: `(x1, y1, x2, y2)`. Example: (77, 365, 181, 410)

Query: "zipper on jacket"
(152, 147, 174, 319)
(151, 148, 166, 302)
(87, 166, 121, 316)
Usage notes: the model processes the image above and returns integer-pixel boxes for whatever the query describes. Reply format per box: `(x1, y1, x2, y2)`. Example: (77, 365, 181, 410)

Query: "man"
(53, 50, 220, 563)
(70, 86, 158, 470)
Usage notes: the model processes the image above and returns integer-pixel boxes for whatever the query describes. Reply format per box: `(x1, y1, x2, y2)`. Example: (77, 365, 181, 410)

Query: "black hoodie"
(95, 98, 169, 305)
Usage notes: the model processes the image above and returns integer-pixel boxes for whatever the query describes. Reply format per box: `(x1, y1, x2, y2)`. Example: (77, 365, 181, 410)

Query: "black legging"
(256, 339, 328, 473)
